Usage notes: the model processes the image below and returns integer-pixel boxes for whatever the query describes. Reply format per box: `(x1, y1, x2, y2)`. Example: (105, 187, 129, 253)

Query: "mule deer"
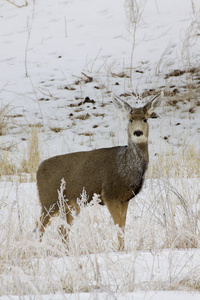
(36, 92, 162, 250)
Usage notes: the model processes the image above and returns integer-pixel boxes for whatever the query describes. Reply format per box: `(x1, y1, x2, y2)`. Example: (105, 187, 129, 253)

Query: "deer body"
(37, 93, 162, 250)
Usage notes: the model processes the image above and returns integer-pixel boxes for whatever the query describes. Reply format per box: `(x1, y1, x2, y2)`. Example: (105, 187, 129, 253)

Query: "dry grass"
(0, 126, 40, 181)
(50, 126, 63, 133)
(0, 151, 18, 177)
(21, 126, 40, 180)
(148, 144, 200, 178)
(0, 104, 11, 136)
(74, 113, 91, 120)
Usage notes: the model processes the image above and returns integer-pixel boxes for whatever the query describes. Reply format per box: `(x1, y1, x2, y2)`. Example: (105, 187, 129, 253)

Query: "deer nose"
(134, 130, 143, 137)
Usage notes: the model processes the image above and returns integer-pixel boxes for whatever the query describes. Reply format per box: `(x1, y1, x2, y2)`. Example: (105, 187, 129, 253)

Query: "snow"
(1, 291, 200, 300)
(0, 0, 200, 298)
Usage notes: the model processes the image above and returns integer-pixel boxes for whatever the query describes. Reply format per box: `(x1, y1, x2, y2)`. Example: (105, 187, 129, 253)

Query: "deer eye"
(143, 119, 147, 123)
(129, 119, 133, 123)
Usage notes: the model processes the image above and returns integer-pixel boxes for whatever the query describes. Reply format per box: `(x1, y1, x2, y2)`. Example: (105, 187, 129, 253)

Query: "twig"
(125, 0, 147, 87)
(64, 16, 67, 38)
(6, 0, 28, 8)
(25, 0, 35, 77)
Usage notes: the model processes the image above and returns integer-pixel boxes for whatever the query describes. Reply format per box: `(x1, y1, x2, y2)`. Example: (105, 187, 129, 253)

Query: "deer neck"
(136, 142, 149, 162)
(116, 142, 149, 183)
(127, 140, 149, 165)
(116, 141, 149, 183)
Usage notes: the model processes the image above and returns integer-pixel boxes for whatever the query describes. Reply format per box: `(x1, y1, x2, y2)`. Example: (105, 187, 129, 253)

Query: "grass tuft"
(0, 104, 11, 136)
(21, 126, 40, 180)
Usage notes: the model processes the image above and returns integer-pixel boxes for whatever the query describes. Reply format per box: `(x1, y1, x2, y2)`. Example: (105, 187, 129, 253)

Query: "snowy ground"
(1, 178, 200, 298)
(0, 0, 200, 298)
(1, 0, 200, 159)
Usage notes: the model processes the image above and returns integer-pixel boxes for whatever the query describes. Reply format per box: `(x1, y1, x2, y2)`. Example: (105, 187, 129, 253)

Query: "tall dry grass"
(0, 103, 11, 136)
(21, 126, 40, 181)
(0, 126, 40, 181)
(148, 144, 200, 178)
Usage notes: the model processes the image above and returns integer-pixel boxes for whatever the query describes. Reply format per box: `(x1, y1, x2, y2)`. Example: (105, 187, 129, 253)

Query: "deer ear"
(143, 91, 163, 115)
(112, 94, 132, 114)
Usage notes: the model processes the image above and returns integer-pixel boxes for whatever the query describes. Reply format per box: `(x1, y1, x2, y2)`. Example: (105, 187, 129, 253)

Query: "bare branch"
(6, 0, 28, 8)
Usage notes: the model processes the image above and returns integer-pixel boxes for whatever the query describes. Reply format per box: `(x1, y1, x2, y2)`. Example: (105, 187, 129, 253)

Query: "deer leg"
(104, 200, 129, 251)
(59, 211, 74, 242)
(35, 213, 52, 241)
(59, 201, 80, 242)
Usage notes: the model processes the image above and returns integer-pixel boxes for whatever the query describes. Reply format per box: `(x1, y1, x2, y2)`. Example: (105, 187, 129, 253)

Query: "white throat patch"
(131, 134, 148, 144)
